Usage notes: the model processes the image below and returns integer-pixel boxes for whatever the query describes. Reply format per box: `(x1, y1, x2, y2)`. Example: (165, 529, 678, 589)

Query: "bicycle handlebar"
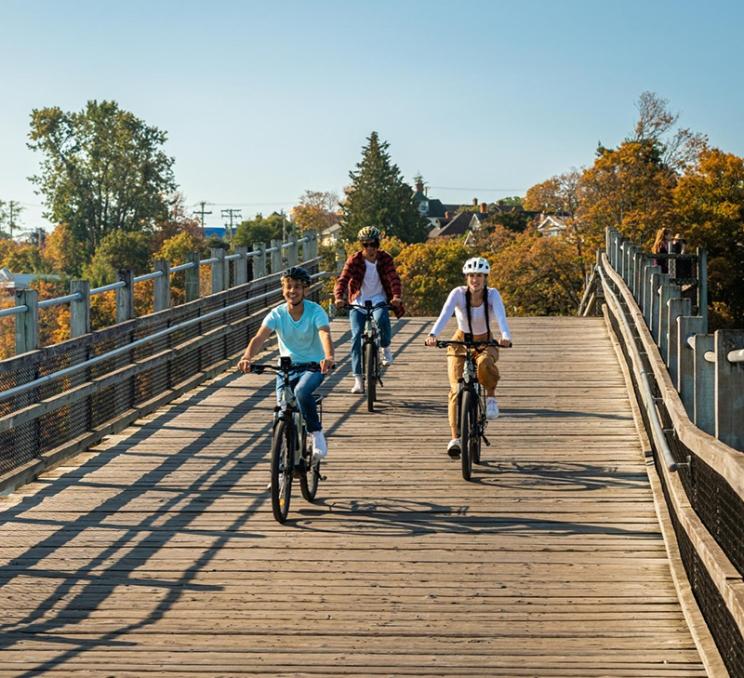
(347, 302, 394, 312)
(251, 361, 327, 375)
(434, 339, 511, 349)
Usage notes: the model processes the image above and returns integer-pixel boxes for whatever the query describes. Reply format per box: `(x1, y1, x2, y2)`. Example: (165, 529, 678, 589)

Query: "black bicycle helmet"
(281, 266, 312, 285)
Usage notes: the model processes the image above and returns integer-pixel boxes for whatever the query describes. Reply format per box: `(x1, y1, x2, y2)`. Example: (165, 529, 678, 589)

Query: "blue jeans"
(350, 306, 391, 376)
(275, 369, 324, 433)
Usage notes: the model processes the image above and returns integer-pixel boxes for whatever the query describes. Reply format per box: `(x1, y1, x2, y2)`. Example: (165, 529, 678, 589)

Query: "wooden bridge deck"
(0, 317, 705, 676)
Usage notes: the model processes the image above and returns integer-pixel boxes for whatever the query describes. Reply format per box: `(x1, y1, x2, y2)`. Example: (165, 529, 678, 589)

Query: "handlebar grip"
(251, 365, 266, 374)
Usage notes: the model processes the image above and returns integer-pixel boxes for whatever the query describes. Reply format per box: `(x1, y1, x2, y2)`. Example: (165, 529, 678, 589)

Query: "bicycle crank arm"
(481, 434, 491, 447)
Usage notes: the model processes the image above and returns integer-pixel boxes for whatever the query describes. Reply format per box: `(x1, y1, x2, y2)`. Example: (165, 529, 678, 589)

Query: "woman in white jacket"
(425, 257, 512, 457)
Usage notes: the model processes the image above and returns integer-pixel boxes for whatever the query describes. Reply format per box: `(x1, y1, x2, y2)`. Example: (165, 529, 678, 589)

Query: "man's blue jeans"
(276, 369, 324, 433)
(350, 306, 391, 376)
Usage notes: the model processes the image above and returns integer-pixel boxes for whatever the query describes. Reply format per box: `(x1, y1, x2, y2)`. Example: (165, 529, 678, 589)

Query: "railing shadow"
(0, 322, 381, 676)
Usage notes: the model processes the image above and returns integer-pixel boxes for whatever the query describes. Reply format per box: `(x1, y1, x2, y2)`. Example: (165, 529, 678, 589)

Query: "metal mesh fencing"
(0, 267, 309, 480)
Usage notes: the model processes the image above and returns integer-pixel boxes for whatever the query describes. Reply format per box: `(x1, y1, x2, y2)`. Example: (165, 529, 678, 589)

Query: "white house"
(536, 214, 568, 237)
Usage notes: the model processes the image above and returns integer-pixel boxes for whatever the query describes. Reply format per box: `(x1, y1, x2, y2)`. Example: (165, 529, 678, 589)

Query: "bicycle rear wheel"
(473, 395, 482, 465)
(300, 428, 321, 501)
(270, 419, 293, 523)
(365, 342, 376, 412)
(459, 390, 473, 481)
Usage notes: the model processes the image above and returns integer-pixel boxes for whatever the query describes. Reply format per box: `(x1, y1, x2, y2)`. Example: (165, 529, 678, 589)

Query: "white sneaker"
(381, 346, 393, 366)
(486, 397, 500, 419)
(447, 438, 461, 458)
(311, 430, 328, 462)
(350, 376, 364, 394)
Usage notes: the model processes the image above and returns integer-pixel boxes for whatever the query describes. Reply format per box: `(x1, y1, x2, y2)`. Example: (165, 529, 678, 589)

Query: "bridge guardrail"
(592, 228, 744, 677)
(0, 255, 326, 495)
(2, 233, 318, 357)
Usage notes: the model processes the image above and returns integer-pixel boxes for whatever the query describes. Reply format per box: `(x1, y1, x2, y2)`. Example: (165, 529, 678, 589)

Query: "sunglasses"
(361, 241, 379, 248)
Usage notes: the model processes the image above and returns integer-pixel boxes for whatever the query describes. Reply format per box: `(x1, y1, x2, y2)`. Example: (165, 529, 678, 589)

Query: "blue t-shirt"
(262, 300, 330, 364)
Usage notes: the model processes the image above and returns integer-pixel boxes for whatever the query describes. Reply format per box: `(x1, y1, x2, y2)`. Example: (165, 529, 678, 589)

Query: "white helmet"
(462, 257, 490, 275)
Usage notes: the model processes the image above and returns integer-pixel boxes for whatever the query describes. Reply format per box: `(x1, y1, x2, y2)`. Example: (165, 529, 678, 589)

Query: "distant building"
(536, 214, 568, 237)
(203, 227, 228, 240)
(0, 268, 62, 291)
(320, 223, 342, 247)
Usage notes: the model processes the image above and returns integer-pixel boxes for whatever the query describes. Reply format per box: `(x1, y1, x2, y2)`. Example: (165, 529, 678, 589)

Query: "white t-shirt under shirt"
(430, 286, 511, 341)
(358, 259, 387, 305)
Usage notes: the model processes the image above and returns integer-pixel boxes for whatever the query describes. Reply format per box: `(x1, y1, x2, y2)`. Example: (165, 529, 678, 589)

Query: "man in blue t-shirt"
(238, 267, 335, 460)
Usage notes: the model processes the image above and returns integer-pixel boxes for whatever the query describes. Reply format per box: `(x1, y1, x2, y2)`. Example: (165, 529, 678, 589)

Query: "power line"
(428, 186, 526, 193)
(221, 208, 242, 239)
(192, 201, 213, 232)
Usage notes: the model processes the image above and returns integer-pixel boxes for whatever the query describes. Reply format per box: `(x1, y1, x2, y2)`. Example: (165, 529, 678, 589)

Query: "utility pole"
(192, 201, 213, 236)
(221, 209, 242, 240)
(8, 201, 22, 238)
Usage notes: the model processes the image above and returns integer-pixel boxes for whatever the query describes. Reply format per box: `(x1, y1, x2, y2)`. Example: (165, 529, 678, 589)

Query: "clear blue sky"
(1, 0, 743, 231)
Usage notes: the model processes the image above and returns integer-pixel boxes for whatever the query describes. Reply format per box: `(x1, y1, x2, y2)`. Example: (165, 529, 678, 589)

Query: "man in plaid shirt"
(334, 226, 404, 393)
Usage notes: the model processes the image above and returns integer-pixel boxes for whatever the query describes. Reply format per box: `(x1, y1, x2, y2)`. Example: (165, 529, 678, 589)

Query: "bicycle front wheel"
(270, 419, 293, 523)
(459, 390, 473, 481)
(473, 395, 482, 465)
(365, 342, 376, 412)
(300, 428, 321, 502)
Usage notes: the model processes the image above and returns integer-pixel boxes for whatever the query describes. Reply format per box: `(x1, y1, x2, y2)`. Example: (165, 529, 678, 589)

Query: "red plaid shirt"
(334, 250, 405, 318)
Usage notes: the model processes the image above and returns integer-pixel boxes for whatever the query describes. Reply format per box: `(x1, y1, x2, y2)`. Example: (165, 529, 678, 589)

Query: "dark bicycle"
(435, 337, 509, 481)
(251, 357, 326, 523)
(349, 301, 393, 412)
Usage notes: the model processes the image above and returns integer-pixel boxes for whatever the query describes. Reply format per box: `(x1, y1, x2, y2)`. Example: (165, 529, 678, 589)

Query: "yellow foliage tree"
(673, 148, 744, 325)
(577, 141, 676, 256)
(43, 223, 80, 275)
(489, 229, 584, 316)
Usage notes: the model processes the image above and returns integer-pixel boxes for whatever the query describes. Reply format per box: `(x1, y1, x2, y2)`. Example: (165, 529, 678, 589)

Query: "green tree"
(0, 200, 24, 238)
(233, 212, 286, 247)
(82, 229, 151, 287)
(340, 132, 426, 244)
(28, 100, 176, 256)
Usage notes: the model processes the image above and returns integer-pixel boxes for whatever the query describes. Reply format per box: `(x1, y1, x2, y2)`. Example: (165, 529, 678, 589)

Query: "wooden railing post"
(649, 272, 666, 342)
(234, 247, 249, 286)
(153, 259, 171, 312)
(14, 289, 38, 355)
(643, 264, 661, 325)
(70, 280, 91, 337)
(658, 281, 680, 362)
(211, 248, 226, 294)
(714, 330, 744, 449)
(185, 252, 201, 302)
(286, 236, 299, 267)
(667, 297, 691, 385)
(692, 334, 715, 435)
(677, 315, 706, 417)
(116, 270, 134, 323)
(270, 239, 282, 274)
(252, 242, 267, 278)
(697, 247, 708, 327)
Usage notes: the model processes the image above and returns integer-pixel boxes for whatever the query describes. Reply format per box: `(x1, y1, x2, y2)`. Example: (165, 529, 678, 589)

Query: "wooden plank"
(0, 317, 705, 675)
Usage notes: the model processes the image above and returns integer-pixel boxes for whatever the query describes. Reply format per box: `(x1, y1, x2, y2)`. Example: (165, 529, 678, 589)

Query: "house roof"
(436, 212, 474, 237)
(537, 215, 567, 232)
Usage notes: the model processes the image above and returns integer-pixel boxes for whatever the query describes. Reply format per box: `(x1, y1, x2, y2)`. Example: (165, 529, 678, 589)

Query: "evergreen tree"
(340, 132, 426, 243)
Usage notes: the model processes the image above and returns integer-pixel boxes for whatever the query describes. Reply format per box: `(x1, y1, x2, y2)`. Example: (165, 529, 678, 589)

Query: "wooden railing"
(586, 227, 744, 677)
(0, 251, 327, 494)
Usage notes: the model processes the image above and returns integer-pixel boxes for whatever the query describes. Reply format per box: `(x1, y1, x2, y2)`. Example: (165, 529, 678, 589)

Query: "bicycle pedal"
(320, 474, 327, 481)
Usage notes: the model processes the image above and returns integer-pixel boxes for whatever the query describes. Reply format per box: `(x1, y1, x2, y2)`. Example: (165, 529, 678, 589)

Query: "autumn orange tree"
(393, 238, 471, 315)
(489, 229, 585, 316)
(291, 191, 339, 233)
(673, 148, 744, 326)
